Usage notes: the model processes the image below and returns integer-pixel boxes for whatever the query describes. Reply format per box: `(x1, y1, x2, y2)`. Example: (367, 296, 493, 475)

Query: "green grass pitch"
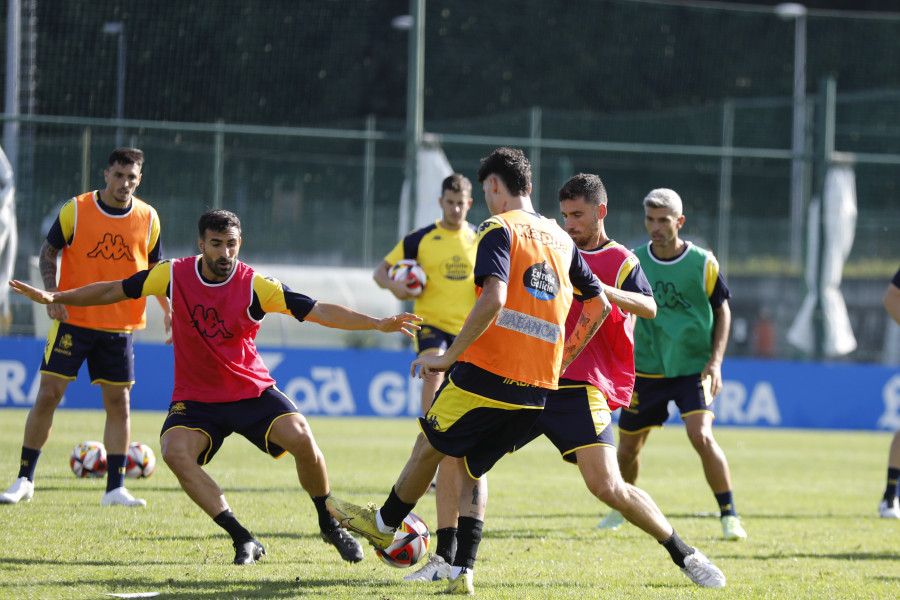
(0, 408, 897, 599)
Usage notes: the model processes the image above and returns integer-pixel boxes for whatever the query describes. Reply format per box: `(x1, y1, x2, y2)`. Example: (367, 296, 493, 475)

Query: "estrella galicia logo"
(653, 281, 691, 309)
(87, 233, 135, 261)
(190, 305, 234, 338)
(441, 255, 472, 281)
(523, 262, 559, 301)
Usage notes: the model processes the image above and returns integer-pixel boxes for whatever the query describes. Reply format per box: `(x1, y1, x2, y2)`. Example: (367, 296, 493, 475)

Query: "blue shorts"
(419, 361, 546, 478)
(514, 382, 615, 464)
(40, 321, 134, 385)
(415, 325, 455, 355)
(160, 386, 299, 465)
(618, 373, 714, 433)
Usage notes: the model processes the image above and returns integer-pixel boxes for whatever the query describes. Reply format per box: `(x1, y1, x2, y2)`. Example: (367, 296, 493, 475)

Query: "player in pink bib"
(9, 209, 421, 567)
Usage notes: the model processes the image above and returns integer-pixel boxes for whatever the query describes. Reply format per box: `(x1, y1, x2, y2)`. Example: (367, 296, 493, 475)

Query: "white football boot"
(681, 549, 726, 588)
(402, 554, 451, 582)
(0, 477, 34, 504)
(102, 486, 146, 507)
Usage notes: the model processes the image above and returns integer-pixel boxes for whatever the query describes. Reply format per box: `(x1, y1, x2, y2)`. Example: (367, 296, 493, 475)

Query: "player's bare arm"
(305, 301, 421, 338)
(411, 275, 506, 378)
(703, 300, 731, 398)
(10, 279, 129, 307)
(38, 240, 69, 322)
(561, 291, 611, 373)
(373, 260, 415, 300)
(884, 282, 900, 324)
(601, 283, 657, 319)
(147, 260, 174, 343)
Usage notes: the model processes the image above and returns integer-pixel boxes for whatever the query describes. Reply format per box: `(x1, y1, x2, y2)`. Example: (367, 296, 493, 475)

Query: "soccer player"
(8, 208, 421, 565)
(513, 174, 725, 587)
(597, 188, 747, 542)
(326, 147, 612, 595)
(372, 173, 479, 582)
(878, 267, 900, 518)
(0, 148, 171, 508)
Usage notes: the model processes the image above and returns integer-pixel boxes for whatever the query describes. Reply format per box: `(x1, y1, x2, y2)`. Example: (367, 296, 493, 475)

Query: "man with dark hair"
(326, 148, 611, 595)
(513, 173, 725, 587)
(9, 208, 422, 566)
(373, 172, 479, 582)
(0, 147, 170, 508)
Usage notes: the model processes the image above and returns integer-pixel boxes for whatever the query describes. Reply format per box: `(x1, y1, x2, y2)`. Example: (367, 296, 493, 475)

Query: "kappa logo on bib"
(523, 262, 559, 301)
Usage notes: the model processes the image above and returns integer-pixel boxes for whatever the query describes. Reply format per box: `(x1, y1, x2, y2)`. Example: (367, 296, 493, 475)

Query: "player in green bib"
(597, 188, 748, 542)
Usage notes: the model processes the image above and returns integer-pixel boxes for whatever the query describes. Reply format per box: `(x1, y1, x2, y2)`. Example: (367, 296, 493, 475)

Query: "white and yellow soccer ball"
(70, 440, 108, 478)
(388, 259, 427, 297)
(125, 442, 156, 479)
(376, 512, 431, 568)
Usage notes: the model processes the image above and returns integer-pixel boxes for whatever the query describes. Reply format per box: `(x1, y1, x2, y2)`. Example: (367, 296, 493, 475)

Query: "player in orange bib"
(326, 148, 612, 595)
(373, 173, 479, 583)
(0, 148, 171, 508)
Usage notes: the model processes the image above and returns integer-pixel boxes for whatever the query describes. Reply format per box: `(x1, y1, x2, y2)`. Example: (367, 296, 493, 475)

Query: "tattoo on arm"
(38, 243, 61, 290)
(562, 309, 604, 366)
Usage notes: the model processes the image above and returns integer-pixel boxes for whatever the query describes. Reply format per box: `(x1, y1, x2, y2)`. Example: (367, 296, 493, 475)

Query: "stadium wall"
(0, 337, 896, 432)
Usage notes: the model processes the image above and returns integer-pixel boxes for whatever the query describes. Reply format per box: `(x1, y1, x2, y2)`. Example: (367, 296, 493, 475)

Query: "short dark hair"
(198, 209, 242, 237)
(107, 147, 144, 169)
(442, 173, 472, 196)
(476, 147, 531, 197)
(558, 173, 608, 206)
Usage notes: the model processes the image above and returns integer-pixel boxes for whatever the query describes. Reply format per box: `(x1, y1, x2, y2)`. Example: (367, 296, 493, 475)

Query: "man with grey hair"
(596, 188, 747, 542)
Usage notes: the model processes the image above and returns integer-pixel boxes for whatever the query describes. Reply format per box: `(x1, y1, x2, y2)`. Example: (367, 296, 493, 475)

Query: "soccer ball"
(125, 442, 156, 479)
(388, 259, 427, 297)
(70, 441, 107, 478)
(376, 512, 430, 568)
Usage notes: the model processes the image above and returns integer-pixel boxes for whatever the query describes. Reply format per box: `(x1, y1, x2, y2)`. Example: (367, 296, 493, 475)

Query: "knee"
(687, 429, 717, 454)
(104, 391, 132, 418)
(588, 479, 619, 506)
(33, 385, 65, 412)
(617, 442, 640, 465)
(160, 440, 192, 472)
(283, 425, 320, 461)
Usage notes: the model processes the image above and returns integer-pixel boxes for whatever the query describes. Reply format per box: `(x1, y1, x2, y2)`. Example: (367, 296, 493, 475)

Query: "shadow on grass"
(748, 550, 900, 561)
(0, 573, 690, 599)
(0, 575, 402, 600)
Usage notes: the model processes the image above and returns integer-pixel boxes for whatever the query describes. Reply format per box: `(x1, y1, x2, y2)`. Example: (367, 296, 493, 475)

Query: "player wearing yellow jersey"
(0, 148, 171, 508)
(373, 173, 479, 582)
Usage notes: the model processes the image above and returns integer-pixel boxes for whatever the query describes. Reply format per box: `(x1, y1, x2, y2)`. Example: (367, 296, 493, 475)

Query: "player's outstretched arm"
(305, 301, 421, 338)
(561, 290, 611, 373)
(601, 284, 657, 319)
(411, 276, 506, 378)
(9, 279, 128, 307)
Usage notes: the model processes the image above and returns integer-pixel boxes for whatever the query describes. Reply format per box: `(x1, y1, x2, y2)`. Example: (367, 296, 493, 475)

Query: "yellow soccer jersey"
(383, 221, 477, 335)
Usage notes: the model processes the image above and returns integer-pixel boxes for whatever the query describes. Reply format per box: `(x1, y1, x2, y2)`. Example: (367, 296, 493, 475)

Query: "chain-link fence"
(3, 1, 900, 361)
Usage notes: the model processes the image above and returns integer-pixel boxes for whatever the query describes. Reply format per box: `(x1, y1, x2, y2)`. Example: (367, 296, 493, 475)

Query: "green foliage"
(0, 409, 897, 599)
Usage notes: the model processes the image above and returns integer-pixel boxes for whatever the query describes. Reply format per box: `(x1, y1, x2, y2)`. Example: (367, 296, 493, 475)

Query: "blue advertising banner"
(0, 338, 897, 431)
